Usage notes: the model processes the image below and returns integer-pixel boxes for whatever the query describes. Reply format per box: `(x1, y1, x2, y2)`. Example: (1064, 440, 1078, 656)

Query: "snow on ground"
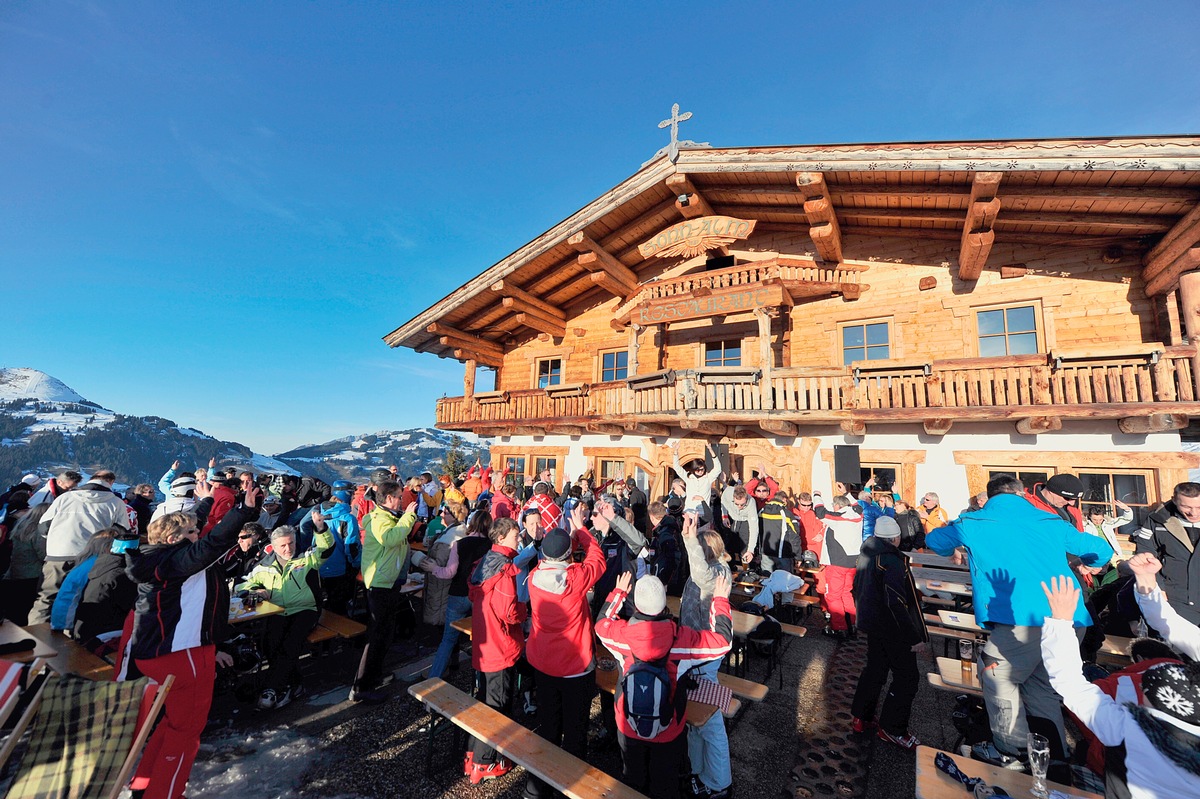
(187, 726, 325, 799)
(175, 426, 207, 438)
(23, 409, 116, 438)
(0, 367, 90, 403)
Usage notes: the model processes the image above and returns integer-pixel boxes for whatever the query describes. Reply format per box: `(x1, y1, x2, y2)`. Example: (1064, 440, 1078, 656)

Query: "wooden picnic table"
(938, 610, 984, 632)
(935, 656, 981, 694)
(0, 621, 57, 664)
(228, 599, 286, 623)
(915, 745, 1101, 799)
(663, 596, 763, 638)
(914, 579, 972, 598)
(912, 566, 974, 586)
(23, 624, 113, 681)
(907, 552, 968, 570)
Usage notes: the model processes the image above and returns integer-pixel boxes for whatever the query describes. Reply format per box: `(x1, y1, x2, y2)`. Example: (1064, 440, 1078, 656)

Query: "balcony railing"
(435, 346, 1198, 431)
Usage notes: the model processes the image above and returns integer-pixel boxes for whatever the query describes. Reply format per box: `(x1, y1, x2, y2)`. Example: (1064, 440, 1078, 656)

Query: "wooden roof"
(384, 136, 1200, 362)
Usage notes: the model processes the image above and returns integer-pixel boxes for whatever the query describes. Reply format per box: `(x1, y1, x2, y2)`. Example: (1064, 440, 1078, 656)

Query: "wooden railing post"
(756, 308, 774, 410)
(1178, 271, 1200, 402)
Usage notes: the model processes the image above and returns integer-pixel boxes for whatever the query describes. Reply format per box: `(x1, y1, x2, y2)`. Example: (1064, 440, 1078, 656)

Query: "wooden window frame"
(819, 448, 926, 501)
(598, 348, 629, 383)
(971, 301, 1045, 358)
(490, 446, 569, 488)
(534, 356, 564, 389)
(701, 338, 742, 368)
(954, 450, 1194, 504)
(838, 317, 893, 367)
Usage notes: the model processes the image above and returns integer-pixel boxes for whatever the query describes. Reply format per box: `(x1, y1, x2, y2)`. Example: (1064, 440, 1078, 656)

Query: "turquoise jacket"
(925, 493, 1113, 628)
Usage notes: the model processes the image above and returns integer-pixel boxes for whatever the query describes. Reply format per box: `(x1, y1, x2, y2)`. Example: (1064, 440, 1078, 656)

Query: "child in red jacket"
(467, 516, 526, 783)
(523, 503, 604, 799)
(596, 570, 733, 799)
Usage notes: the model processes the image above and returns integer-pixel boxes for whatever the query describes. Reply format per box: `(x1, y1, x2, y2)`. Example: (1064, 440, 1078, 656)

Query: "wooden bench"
(318, 610, 367, 639)
(409, 677, 649, 799)
(23, 625, 113, 682)
(306, 625, 338, 645)
(926, 672, 982, 699)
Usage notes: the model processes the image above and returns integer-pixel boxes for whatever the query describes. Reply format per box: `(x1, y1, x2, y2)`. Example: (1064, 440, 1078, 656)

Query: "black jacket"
(758, 500, 802, 561)
(125, 500, 259, 660)
(852, 536, 927, 646)
(76, 549, 137, 642)
(651, 515, 685, 595)
(1131, 501, 1200, 623)
(894, 510, 925, 552)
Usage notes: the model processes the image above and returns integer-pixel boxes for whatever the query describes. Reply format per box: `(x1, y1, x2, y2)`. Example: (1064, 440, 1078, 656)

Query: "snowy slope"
(275, 428, 490, 483)
(0, 367, 91, 404)
(0, 367, 296, 487)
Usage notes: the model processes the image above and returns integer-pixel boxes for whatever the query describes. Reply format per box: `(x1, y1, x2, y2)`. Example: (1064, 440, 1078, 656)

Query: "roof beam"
(1145, 245, 1200, 297)
(452, 347, 502, 368)
(513, 312, 566, 338)
(490, 279, 565, 321)
(665, 174, 715, 219)
(426, 323, 504, 357)
(705, 184, 1200, 204)
(1143, 201, 1200, 295)
(795, 172, 843, 263)
(959, 173, 1003, 280)
(568, 233, 640, 291)
(500, 295, 567, 324)
(589, 270, 634, 299)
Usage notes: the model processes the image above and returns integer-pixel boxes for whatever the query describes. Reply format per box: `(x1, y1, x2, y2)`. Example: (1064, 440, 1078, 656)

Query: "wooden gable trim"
(665, 174, 715, 219)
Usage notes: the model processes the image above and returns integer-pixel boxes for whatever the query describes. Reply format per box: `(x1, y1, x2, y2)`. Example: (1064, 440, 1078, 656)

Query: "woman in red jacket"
(466, 516, 526, 783)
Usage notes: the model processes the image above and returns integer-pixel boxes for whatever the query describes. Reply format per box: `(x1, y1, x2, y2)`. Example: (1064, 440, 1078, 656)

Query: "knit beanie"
(874, 516, 902, 540)
(634, 575, 667, 617)
(540, 529, 572, 561)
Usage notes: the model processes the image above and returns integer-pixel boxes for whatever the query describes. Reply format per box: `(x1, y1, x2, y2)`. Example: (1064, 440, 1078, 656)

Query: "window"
(704, 339, 741, 367)
(504, 457, 526, 486)
(537, 358, 562, 388)
(987, 469, 1050, 493)
(1079, 470, 1153, 529)
(977, 305, 1038, 357)
(859, 464, 899, 493)
(534, 457, 557, 483)
(599, 459, 626, 482)
(842, 321, 890, 366)
(600, 350, 628, 382)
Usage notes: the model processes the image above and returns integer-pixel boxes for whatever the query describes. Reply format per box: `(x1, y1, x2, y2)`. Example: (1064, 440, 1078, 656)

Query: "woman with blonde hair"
(680, 512, 735, 799)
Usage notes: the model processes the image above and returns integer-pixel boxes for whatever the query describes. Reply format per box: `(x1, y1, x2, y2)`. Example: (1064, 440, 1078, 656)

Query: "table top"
(0, 622, 57, 664)
(935, 656, 981, 692)
(663, 596, 764, 638)
(914, 746, 1101, 799)
(915, 579, 972, 598)
(228, 600, 286, 623)
(22, 624, 112, 681)
(912, 566, 974, 586)
(907, 552, 967, 570)
(938, 610, 984, 632)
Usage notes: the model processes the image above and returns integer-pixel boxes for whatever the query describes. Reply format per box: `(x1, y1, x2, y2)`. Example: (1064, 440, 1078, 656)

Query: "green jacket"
(362, 505, 416, 589)
(237, 527, 334, 615)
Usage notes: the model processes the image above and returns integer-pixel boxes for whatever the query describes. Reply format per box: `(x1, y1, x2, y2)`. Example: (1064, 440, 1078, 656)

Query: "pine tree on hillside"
(440, 435, 470, 479)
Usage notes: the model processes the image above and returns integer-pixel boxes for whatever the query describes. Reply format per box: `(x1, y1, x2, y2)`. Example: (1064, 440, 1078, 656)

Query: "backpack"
(620, 647, 681, 739)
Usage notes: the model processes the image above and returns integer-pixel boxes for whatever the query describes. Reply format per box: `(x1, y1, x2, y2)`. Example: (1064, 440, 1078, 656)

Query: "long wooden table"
(915, 745, 1100, 799)
(908, 552, 968, 570)
(23, 624, 113, 681)
(228, 599, 286, 623)
(0, 622, 57, 664)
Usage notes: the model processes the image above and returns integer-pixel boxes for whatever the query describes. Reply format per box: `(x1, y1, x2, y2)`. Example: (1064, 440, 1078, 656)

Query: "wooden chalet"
(384, 135, 1200, 513)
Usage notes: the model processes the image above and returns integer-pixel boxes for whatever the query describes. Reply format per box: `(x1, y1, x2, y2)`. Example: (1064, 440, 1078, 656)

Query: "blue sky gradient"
(2, 1, 1198, 453)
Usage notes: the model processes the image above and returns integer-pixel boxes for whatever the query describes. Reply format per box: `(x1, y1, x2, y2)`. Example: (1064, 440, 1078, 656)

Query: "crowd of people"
(0, 451, 1198, 799)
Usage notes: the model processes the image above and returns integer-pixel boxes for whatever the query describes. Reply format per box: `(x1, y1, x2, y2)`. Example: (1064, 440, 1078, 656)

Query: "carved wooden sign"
(637, 215, 757, 259)
(636, 282, 785, 324)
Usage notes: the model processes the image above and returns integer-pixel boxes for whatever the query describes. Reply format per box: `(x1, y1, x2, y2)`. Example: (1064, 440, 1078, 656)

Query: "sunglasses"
(238, 535, 255, 541)
(798, 502, 813, 508)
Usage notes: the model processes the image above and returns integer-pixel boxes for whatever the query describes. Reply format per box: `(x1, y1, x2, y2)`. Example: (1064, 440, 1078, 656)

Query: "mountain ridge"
(0, 368, 487, 489)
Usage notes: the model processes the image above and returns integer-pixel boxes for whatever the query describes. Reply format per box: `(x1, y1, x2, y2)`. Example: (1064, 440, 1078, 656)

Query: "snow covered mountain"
(0, 367, 295, 489)
(274, 428, 491, 485)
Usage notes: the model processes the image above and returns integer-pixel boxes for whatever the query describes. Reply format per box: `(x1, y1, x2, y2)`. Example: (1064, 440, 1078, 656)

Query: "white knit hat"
(634, 575, 667, 616)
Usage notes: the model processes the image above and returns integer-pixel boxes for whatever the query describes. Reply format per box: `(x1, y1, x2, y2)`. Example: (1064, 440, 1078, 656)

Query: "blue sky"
(2, 1, 1199, 454)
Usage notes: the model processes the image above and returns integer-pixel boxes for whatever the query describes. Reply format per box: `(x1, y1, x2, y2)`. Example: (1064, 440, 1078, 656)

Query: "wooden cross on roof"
(649, 103, 710, 165)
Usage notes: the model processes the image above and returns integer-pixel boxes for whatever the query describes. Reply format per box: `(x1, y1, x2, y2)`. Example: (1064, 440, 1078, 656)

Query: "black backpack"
(620, 647, 682, 739)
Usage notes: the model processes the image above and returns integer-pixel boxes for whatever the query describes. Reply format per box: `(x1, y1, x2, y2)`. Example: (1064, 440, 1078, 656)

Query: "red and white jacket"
(595, 586, 733, 742)
(527, 529, 605, 678)
(523, 492, 562, 532)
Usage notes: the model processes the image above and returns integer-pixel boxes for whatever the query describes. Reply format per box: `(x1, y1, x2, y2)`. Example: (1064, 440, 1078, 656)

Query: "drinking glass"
(1027, 733, 1050, 799)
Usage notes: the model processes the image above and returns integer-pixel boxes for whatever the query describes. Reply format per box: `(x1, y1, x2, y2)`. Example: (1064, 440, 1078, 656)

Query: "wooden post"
(628, 324, 642, 377)
(1178, 270, 1200, 402)
(464, 359, 477, 403)
(756, 308, 775, 410)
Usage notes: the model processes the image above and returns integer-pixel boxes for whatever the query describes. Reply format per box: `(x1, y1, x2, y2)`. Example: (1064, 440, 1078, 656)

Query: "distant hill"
(0, 367, 490, 492)
(0, 367, 296, 489)
(274, 428, 491, 485)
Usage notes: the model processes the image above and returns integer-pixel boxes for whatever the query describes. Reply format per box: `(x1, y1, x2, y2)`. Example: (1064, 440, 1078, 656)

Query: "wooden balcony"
(436, 346, 1200, 437)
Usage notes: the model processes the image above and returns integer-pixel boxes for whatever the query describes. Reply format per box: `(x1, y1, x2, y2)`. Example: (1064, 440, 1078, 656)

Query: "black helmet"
(369, 468, 391, 486)
(800, 550, 819, 569)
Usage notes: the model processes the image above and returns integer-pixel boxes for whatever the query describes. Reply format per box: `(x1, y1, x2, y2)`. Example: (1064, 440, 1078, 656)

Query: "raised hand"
(209, 457, 217, 469)
(1041, 575, 1081, 621)
(615, 571, 633, 595)
(405, 501, 418, 516)
(569, 502, 587, 531)
(714, 571, 731, 598)
(1127, 552, 1162, 591)
(682, 511, 698, 538)
(244, 485, 261, 507)
(311, 508, 325, 528)
(171, 459, 181, 470)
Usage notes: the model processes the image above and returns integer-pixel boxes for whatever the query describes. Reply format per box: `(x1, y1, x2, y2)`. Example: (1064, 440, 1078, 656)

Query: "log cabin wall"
(491, 228, 1156, 393)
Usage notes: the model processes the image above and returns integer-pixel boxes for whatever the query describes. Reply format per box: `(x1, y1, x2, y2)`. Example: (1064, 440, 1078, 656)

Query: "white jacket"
(40, 482, 131, 558)
(1041, 603, 1200, 799)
